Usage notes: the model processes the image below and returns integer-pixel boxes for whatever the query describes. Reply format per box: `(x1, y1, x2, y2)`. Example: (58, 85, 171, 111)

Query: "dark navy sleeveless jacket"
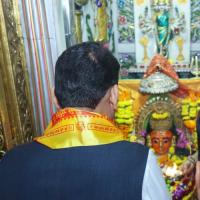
(0, 141, 148, 200)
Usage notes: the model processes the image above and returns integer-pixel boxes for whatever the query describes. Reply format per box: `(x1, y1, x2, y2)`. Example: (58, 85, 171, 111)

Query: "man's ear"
(109, 84, 118, 110)
(52, 87, 61, 110)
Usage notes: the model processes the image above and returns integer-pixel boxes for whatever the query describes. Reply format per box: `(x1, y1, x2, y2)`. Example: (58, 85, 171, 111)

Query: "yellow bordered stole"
(34, 108, 125, 149)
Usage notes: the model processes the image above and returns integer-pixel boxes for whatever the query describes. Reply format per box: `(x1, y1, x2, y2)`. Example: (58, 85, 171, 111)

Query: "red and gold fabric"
(35, 108, 126, 149)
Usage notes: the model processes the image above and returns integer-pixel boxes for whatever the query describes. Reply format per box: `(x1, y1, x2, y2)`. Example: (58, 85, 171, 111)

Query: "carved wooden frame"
(0, 0, 35, 154)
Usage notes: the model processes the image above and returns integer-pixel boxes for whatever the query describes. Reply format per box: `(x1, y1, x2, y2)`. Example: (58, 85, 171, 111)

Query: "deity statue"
(149, 115, 175, 165)
(150, 130, 173, 155)
(135, 55, 197, 199)
(139, 0, 185, 57)
(149, 111, 173, 152)
(153, 0, 172, 57)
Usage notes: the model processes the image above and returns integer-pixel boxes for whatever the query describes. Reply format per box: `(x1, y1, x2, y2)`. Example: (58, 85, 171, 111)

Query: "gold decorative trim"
(0, 112, 6, 158)
(0, 113, 5, 150)
(136, 97, 185, 134)
(0, 0, 35, 150)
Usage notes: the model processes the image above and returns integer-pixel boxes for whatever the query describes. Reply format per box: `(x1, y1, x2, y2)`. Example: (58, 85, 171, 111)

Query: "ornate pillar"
(0, 0, 35, 155)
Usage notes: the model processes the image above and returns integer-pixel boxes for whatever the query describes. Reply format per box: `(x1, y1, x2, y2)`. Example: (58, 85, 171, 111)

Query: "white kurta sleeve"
(142, 150, 172, 200)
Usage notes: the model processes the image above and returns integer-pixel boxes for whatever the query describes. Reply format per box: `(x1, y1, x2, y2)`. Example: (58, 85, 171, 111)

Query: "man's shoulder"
(111, 141, 149, 153)
(97, 141, 150, 161)
(1, 141, 44, 163)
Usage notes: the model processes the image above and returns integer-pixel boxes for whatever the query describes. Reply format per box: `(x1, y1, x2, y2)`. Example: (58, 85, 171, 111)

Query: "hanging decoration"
(75, 9, 83, 43)
(74, 1, 89, 43)
(81, 0, 115, 50)
(117, 0, 134, 43)
(95, 0, 108, 42)
(191, 0, 200, 43)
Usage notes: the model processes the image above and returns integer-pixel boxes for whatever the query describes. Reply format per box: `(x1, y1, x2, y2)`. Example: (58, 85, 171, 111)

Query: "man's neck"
(74, 107, 94, 112)
(60, 107, 113, 120)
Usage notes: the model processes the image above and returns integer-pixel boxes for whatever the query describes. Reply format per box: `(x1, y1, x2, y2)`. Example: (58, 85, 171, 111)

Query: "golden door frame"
(0, 0, 35, 157)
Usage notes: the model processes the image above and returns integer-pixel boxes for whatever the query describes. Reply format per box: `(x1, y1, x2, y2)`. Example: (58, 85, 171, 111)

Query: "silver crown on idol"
(139, 71, 178, 94)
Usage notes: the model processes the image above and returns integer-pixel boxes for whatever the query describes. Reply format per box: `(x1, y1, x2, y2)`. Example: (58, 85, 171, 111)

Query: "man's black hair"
(55, 42, 120, 109)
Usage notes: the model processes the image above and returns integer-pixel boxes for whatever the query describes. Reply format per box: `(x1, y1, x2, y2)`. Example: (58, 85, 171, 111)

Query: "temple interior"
(0, 0, 200, 199)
